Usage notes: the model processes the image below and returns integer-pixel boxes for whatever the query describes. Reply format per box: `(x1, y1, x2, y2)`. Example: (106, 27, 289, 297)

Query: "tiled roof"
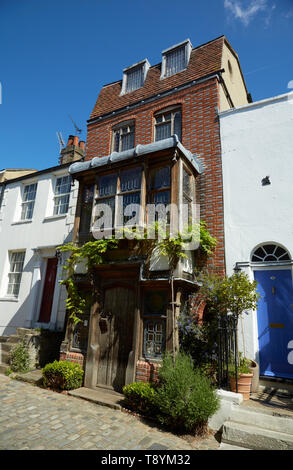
(89, 36, 225, 121)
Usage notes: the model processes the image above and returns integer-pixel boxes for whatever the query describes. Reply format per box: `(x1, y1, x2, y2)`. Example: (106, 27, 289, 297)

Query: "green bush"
(9, 340, 30, 373)
(42, 360, 84, 390)
(155, 352, 219, 434)
(122, 381, 158, 417)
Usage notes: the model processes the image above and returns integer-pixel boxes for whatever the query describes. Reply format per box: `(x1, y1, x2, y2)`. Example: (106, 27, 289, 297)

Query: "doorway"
(38, 257, 58, 323)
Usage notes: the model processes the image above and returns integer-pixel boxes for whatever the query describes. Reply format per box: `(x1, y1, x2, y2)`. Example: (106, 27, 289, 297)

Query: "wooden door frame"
(84, 273, 140, 390)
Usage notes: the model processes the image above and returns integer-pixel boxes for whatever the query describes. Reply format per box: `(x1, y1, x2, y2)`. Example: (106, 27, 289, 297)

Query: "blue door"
(255, 269, 293, 379)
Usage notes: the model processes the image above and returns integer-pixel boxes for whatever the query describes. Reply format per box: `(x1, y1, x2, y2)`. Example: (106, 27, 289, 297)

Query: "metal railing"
(217, 314, 238, 392)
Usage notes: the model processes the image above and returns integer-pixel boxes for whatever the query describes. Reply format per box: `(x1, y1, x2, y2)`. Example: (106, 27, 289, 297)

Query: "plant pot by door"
(230, 373, 253, 400)
(249, 360, 259, 393)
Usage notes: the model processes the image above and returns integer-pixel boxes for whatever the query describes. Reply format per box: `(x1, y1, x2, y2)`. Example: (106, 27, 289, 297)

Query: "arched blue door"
(255, 269, 293, 379)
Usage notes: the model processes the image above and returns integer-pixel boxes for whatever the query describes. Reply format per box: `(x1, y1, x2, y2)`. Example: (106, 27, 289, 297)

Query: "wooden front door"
(96, 285, 136, 391)
(38, 257, 58, 323)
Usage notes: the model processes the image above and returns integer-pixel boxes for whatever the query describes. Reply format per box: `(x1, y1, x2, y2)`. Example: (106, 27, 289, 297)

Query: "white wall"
(220, 91, 293, 360)
(0, 168, 78, 336)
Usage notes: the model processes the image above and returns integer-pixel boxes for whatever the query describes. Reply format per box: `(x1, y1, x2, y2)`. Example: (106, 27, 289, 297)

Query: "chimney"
(59, 135, 85, 165)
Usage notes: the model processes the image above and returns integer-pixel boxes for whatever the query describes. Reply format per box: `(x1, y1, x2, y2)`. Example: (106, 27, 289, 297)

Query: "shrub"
(155, 352, 219, 434)
(9, 340, 30, 373)
(42, 360, 84, 390)
(122, 381, 158, 417)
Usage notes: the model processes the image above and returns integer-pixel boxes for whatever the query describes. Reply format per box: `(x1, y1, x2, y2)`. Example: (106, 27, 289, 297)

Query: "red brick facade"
(86, 77, 224, 274)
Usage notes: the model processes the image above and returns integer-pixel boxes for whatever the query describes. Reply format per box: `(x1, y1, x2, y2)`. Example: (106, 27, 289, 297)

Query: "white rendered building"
(220, 91, 293, 380)
(0, 136, 84, 336)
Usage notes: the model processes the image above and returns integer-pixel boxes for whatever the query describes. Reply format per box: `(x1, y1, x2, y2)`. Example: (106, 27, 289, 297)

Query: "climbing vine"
(58, 220, 217, 324)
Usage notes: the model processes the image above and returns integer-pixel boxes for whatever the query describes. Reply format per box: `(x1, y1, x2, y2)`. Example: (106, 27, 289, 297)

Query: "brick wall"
(135, 360, 161, 383)
(59, 351, 86, 369)
(86, 77, 225, 274)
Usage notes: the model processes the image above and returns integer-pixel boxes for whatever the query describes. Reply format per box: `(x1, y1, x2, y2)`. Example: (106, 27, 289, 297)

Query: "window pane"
(126, 67, 143, 92)
(121, 130, 134, 151)
(120, 192, 141, 224)
(120, 168, 142, 193)
(155, 122, 171, 141)
(55, 176, 71, 195)
(165, 46, 186, 77)
(144, 290, 167, 315)
(98, 174, 117, 197)
(7, 252, 25, 297)
(149, 166, 170, 190)
(95, 197, 115, 228)
(143, 319, 166, 358)
(79, 184, 94, 234)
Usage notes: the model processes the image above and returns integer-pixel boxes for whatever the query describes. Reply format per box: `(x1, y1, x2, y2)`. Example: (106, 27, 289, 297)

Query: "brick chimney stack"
(59, 135, 85, 164)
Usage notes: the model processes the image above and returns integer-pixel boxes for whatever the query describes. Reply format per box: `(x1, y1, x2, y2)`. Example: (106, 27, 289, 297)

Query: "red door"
(38, 258, 58, 323)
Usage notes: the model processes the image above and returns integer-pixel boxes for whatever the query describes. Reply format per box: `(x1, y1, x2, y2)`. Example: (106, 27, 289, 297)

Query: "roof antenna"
(68, 115, 82, 135)
(56, 132, 66, 152)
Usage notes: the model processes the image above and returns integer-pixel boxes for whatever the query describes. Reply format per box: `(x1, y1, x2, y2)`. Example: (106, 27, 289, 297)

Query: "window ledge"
(11, 220, 32, 225)
(43, 214, 67, 222)
(0, 297, 19, 302)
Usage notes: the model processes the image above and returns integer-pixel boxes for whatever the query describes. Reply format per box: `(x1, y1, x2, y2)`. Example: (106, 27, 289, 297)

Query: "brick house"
(60, 36, 251, 391)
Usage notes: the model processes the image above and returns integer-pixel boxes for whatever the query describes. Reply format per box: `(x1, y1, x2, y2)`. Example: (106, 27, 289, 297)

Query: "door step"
(222, 404, 293, 450)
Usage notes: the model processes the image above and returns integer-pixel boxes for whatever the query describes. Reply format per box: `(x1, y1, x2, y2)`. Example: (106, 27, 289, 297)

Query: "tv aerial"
(56, 132, 66, 152)
(68, 115, 82, 135)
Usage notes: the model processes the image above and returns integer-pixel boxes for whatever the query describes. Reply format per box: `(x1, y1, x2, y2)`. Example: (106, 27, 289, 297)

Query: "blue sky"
(1, 0, 292, 170)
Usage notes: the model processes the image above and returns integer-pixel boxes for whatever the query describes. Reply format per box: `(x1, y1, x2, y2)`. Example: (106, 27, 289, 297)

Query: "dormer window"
(161, 39, 192, 79)
(121, 59, 150, 95)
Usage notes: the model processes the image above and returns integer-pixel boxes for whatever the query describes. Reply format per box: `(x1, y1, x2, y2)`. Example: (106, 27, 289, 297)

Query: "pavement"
(0, 374, 221, 451)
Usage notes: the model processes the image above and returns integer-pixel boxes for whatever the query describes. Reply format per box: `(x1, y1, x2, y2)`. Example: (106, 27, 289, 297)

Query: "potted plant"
(228, 354, 253, 400)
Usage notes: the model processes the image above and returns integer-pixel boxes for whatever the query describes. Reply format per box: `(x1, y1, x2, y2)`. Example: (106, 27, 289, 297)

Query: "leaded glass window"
(143, 290, 167, 359)
(125, 66, 144, 93)
(148, 166, 171, 223)
(155, 109, 181, 142)
(113, 123, 135, 153)
(79, 184, 95, 236)
(165, 46, 186, 77)
(21, 183, 37, 220)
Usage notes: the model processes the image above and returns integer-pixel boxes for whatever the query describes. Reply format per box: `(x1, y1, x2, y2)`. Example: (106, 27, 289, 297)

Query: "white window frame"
(20, 182, 38, 220)
(121, 59, 150, 95)
(6, 251, 26, 298)
(161, 39, 192, 79)
(53, 175, 71, 215)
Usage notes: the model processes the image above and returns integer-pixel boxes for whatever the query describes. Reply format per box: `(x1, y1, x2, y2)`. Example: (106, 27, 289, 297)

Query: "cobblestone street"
(0, 375, 220, 451)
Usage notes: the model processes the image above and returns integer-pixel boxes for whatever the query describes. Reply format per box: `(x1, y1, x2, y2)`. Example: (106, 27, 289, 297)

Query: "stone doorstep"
(68, 387, 124, 411)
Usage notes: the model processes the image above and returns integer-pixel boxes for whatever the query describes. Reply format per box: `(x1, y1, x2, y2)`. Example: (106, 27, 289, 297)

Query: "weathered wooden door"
(96, 285, 136, 391)
(38, 257, 58, 323)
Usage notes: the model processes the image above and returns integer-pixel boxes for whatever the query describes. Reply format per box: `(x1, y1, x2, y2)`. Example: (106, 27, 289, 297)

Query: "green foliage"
(155, 352, 219, 434)
(228, 353, 252, 377)
(198, 221, 217, 255)
(5, 367, 13, 376)
(197, 271, 260, 317)
(42, 360, 84, 390)
(9, 340, 30, 373)
(122, 382, 158, 416)
(57, 239, 119, 324)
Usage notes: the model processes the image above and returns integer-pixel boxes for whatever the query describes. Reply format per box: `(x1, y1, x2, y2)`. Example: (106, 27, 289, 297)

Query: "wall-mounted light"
(233, 263, 241, 273)
(261, 176, 271, 186)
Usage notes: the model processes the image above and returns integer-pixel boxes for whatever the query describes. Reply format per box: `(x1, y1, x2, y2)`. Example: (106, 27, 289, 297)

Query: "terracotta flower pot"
(230, 373, 253, 400)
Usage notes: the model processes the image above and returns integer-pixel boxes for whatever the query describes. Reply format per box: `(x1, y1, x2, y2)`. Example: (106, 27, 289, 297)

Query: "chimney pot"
(79, 141, 85, 152)
(73, 136, 79, 146)
(67, 135, 74, 146)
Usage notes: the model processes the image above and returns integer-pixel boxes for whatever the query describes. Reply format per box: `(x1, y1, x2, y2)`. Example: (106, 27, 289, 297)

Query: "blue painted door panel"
(255, 269, 293, 379)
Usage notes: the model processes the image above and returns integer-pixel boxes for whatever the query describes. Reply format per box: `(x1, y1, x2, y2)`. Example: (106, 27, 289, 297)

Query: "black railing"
(217, 314, 238, 391)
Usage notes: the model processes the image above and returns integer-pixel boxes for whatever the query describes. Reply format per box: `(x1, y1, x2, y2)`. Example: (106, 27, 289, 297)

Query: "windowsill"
(43, 214, 67, 222)
(11, 219, 32, 225)
(0, 296, 19, 302)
